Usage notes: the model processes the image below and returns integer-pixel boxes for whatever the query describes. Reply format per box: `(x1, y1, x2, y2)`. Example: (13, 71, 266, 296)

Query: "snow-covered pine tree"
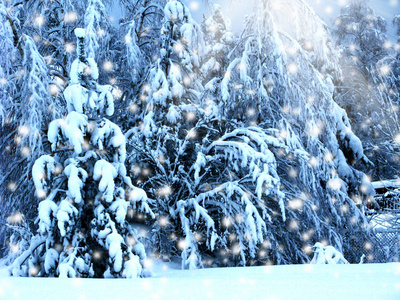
(124, 0, 208, 266)
(0, 0, 21, 255)
(333, 0, 400, 180)
(84, 0, 113, 63)
(385, 14, 400, 104)
(0, 0, 81, 256)
(125, 0, 204, 161)
(113, 1, 158, 121)
(0, 0, 136, 258)
(137, 0, 375, 267)
(0, 28, 61, 256)
(7, 28, 153, 278)
(25, 0, 117, 88)
(200, 4, 236, 121)
(198, 0, 375, 265)
(119, 0, 166, 64)
(333, 0, 388, 76)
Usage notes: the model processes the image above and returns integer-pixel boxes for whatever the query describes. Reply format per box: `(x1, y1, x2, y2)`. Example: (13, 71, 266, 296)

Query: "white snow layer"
(74, 28, 86, 38)
(38, 199, 58, 234)
(32, 155, 56, 194)
(93, 159, 118, 202)
(64, 81, 112, 116)
(44, 249, 59, 274)
(0, 263, 399, 299)
(310, 242, 348, 264)
(164, 1, 188, 22)
(48, 112, 88, 154)
(57, 199, 78, 237)
(96, 84, 114, 116)
(64, 163, 88, 204)
(69, 57, 99, 85)
(91, 118, 126, 162)
(122, 256, 142, 278)
(106, 232, 124, 273)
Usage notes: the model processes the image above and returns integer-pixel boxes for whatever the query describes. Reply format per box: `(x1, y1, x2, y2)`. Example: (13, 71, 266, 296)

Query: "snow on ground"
(0, 263, 399, 300)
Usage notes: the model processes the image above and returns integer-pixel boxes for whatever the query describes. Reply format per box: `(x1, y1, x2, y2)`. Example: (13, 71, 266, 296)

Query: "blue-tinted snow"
(1, 262, 399, 299)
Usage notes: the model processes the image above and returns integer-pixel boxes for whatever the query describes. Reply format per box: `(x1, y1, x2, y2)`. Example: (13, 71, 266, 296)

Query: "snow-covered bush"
(7, 29, 153, 278)
(310, 242, 349, 264)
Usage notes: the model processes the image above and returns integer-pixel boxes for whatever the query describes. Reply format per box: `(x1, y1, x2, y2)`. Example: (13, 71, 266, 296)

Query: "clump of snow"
(193, 152, 206, 186)
(57, 199, 79, 237)
(168, 63, 184, 99)
(128, 187, 154, 218)
(96, 84, 114, 116)
(141, 111, 157, 137)
(58, 262, 76, 278)
(68, 57, 99, 85)
(166, 105, 181, 124)
(64, 84, 85, 114)
(74, 28, 86, 38)
(91, 118, 126, 162)
(106, 231, 124, 273)
(149, 66, 169, 106)
(44, 249, 59, 274)
(63, 163, 88, 204)
(48, 112, 88, 154)
(164, 1, 188, 22)
(93, 159, 117, 202)
(38, 199, 58, 234)
(311, 242, 348, 264)
(122, 256, 142, 278)
(32, 155, 56, 196)
(109, 188, 128, 224)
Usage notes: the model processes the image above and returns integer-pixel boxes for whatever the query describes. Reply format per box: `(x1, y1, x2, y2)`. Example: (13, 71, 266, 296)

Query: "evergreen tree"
(200, 4, 236, 122)
(125, 0, 206, 265)
(0, 0, 124, 256)
(7, 29, 153, 278)
(0, 30, 60, 256)
(333, 0, 388, 76)
(0, 0, 20, 255)
(126, 0, 375, 268)
(183, 0, 375, 266)
(333, 0, 400, 180)
(119, 0, 166, 64)
(0, 0, 81, 255)
(115, 0, 167, 124)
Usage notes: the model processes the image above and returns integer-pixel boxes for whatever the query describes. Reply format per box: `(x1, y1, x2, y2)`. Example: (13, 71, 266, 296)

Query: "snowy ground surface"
(1, 262, 399, 300)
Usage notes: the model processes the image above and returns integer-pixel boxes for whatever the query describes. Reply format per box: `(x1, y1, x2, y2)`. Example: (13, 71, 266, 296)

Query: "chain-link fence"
(343, 228, 400, 263)
(373, 229, 400, 263)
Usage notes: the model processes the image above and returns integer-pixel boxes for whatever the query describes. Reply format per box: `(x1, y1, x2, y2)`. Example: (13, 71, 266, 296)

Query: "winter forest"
(0, 0, 400, 293)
